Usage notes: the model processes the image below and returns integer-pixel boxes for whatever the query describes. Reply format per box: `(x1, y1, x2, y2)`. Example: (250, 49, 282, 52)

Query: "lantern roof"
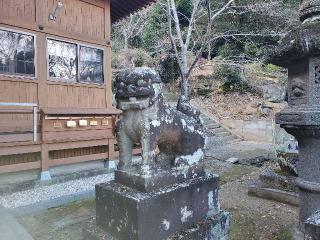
(266, 0, 320, 67)
(266, 22, 320, 67)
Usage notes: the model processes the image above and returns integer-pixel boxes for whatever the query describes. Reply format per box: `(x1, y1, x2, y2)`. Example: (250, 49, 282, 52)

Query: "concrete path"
(0, 206, 33, 240)
(205, 141, 276, 163)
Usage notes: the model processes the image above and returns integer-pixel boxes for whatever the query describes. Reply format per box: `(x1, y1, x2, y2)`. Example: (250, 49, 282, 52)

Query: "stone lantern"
(267, 0, 320, 238)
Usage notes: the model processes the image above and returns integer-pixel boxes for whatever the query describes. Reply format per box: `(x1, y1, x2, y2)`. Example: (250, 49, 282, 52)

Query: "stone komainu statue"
(115, 67, 205, 174)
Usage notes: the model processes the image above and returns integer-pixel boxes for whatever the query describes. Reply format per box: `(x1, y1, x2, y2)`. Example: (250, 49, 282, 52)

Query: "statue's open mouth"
(118, 96, 151, 110)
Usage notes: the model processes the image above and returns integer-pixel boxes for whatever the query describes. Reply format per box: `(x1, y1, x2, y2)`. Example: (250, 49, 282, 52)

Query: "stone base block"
(95, 175, 221, 240)
(169, 211, 230, 240)
(115, 163, 205, 192)
(248, 182, 299, 206)
(83, 211, 230, 240)
(305, 211, 320, 240)
(248, 169, 299, 206)
(40, 171, 52, 182)
(292, 228, 304, 240)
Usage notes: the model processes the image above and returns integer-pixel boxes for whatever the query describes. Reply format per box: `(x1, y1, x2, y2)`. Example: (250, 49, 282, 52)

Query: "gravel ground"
(218, 162, 298, 240)
(0, 173, 114, 209)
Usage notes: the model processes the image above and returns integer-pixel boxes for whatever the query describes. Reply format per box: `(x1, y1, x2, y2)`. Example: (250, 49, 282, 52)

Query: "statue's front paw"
(117, 162, 132, 171)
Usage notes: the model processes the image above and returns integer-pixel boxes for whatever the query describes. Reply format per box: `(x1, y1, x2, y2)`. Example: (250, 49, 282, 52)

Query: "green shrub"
(217, 42, 242, 59)
(279, 74, 288, 86)
(111, 52, 125, 69)
(112, 49, 154, 69)
(213, 64, 251, 94)
(263, 64, 280, 74)
(133, 49, 145, 67)
(244, 42, 263, 58)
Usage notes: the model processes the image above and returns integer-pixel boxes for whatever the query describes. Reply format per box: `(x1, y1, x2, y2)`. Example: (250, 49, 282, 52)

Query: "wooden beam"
(0, 134, 33, 143)
(0, 109, 34, 114)
(42, 129, 114, 143)
(0, 145, 41, 156)
(47, 139, 109, 151)
(41, 107, 121, 115)
(0, 161, 41, 174)
(50, 153, 107, 166)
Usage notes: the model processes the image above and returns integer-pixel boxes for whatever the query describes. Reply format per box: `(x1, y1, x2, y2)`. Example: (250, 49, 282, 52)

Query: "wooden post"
(40, 111, 51, 181)
(108, 138, 115, 161)
(36, 0, 51, 180)
(104, 0, 113, 108)
(40, 143, 51, 181)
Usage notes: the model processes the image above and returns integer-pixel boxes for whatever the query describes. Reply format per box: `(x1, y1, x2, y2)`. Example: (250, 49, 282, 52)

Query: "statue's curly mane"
(115, 68, 162, 99)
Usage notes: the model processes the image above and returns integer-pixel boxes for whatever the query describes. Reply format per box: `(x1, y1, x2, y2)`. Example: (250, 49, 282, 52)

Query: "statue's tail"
(176, 96, 201, 123)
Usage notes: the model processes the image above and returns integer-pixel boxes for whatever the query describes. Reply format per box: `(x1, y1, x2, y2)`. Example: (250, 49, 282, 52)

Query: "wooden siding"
(0, 0, 121, 174)
(0, 81, 38, 133)
(0, 81, 38, 103)
(0, 115, 33, 132)
(0, 0, 36, 25)
(46, 84, 106, 108)
(44, 0, 105, 41)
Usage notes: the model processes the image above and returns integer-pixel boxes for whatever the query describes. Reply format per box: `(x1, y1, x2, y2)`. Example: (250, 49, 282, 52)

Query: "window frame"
(0, 26, 37, 80)
(46, 37, 105, 86)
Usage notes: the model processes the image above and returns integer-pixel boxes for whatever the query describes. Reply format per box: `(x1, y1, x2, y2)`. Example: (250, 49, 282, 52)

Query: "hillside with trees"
(111, 0, 300, 120)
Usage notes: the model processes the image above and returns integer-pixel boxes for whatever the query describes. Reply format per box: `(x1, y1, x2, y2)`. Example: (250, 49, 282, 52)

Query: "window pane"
(47, 39, 77, 82)
(0, 29, 35, 76)
(79, 46, 103, 84)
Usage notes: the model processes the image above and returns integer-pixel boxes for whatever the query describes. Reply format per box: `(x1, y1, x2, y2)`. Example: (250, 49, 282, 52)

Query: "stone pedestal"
(305, 211, 320, 240)
(90, 174, 229, 240)
(84, 67, 229, 240)
(115, 163, 205, 192)
(84, 211, 230, 240)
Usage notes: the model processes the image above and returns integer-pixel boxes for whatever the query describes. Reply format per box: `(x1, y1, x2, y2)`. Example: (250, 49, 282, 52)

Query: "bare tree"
(166, 0, 235, 102)
(113, 9, 149, 50)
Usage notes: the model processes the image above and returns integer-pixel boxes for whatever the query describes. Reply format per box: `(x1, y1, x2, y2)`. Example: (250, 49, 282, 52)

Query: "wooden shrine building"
(0, 0, 155, 180)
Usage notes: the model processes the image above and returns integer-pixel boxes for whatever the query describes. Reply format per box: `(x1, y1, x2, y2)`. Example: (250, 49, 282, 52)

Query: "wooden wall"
(0, 80, 37, 133)
(0, 81, 38, 103)
(0, 0, 112, 113)
(46, 84, 106, 108)
(0, 0, 113, 137)
(0, 0, 119, 174)
(0, 0, 36, 26)
(44, 0, 106, 41)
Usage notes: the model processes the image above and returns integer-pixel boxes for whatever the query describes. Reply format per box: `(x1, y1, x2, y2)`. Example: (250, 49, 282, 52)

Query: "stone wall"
(221, 119, 274, 142)
(221, 119, 295, 147)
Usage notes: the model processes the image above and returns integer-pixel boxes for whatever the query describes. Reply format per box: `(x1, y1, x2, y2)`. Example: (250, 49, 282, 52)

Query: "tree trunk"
(123, 30, 128, 50)
(180, 73, 189, 101)
(180, 47, 189, 101)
